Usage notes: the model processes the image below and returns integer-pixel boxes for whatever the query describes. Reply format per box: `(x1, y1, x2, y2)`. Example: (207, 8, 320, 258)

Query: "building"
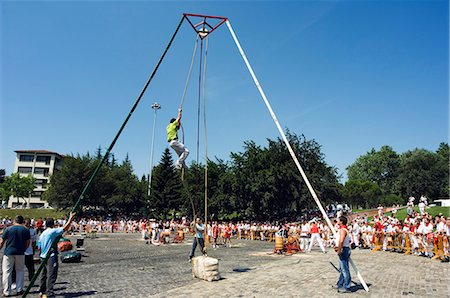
(9, 150, 64, 208)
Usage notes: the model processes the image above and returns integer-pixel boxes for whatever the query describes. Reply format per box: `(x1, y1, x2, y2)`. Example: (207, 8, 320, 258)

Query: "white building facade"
(9, 150, 64, 208)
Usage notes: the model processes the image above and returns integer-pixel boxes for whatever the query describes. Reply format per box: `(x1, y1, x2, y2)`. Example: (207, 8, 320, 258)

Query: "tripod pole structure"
(226, 19, 369, 292)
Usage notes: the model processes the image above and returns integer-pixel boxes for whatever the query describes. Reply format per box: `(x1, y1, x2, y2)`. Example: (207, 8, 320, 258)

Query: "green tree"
(150, 149, 184, 219)
(226, 131, 340, 220)
(105, 156, 145, 215)
(341, 180, 382, 209)
(347, 146, 400, 195)
(44, 150, 145, 214)
(43, 154, 95, 209)
(397, 148, 448, 199)
(0, 173, 36, 206)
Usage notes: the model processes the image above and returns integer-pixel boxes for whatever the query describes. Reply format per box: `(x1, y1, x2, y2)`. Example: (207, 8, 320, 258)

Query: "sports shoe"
(338, 288, 352, 293)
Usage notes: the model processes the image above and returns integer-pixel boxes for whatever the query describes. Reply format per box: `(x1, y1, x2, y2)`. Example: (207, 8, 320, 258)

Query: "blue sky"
(1, 0, 448, 182)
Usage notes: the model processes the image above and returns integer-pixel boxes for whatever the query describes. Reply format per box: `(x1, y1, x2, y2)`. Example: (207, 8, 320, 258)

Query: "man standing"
(0, 215, 30, 297)
(189, 218, 206, 262)
(38, 213, 75, 298)
(166, 108, 189, 169)
(334, 216, 352, 293)
(418, 200, 426, 216)
(24, 218, 37, 282)
(307, 221, 326, 253)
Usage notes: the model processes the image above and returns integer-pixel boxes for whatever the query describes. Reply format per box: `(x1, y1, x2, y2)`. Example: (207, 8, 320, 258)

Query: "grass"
(0, 209, 66, 219)
(385, 206, 450, 221)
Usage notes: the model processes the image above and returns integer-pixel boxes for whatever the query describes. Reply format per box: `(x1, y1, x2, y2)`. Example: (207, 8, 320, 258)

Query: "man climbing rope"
(167, 108, 189, 169)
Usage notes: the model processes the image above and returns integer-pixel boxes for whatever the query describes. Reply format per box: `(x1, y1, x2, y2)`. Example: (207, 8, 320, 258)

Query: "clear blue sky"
(1, 0, 448, 182)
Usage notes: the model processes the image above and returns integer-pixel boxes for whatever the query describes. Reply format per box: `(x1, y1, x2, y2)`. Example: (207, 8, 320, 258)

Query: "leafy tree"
(225, 131, 340, 220)
(43, 154, 95, 209)
(397, 148, 448, 199)
(150, 149, 183, 219)
(44, 150, 145, 214)
(0, 173, 36, 206)
(347, 146, 400, 195)
(105, 157, 145, 214)
(341, 180, 382, 209)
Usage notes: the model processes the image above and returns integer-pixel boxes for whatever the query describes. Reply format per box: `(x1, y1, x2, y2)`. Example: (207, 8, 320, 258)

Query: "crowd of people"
(0, 213, 75, 297)
(0, 195, 448, 296)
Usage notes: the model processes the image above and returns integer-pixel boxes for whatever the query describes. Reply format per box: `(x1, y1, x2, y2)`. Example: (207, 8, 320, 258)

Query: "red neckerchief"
(339, 224, 348, 230)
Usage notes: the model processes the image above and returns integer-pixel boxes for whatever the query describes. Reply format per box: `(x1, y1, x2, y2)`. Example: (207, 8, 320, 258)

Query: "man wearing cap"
(167, 108, 189, 169)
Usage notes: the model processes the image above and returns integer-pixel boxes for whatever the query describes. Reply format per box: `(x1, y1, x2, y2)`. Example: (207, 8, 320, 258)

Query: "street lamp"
(148, 102, 161, 196)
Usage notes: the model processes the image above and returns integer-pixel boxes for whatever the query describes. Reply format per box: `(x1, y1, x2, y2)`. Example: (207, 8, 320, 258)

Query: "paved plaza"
(12, 233, 450, 297)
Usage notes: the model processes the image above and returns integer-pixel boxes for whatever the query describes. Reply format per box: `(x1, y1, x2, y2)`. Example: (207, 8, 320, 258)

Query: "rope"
(179, 35, 199, 109)
(179, 34, 199, 181)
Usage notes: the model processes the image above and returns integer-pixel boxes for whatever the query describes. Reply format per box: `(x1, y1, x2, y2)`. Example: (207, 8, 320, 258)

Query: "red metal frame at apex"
(183, 13, 228, 39)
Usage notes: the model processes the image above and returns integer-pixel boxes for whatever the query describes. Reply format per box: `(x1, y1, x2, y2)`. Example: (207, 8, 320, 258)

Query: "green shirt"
(166, 120, 179, 142)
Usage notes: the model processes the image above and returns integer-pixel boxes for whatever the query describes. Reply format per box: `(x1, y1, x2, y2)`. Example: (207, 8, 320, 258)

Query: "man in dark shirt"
(0, 215, 30, 297)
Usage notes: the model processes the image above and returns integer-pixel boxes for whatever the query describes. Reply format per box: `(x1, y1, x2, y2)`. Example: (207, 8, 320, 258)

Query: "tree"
(396, 148, 448, 199)
(105, 157, 145, 215)
(0, 173, 36, 206)
(347, 146, 400, 195)
(44, 150, 145, 214)
(225, 131, 340, 220)
(150, 149, 184, 219)
(341, 180, 382, 209)
(43, 154, 95, 209)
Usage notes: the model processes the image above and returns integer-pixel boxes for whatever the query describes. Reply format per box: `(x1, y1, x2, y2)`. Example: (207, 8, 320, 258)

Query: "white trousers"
(2, 255, 25, 295)
(169, 140, 189, 166)
(308, 233, 326, 252)
(300, 236, 309, 251)
(353, 233, 360, 247)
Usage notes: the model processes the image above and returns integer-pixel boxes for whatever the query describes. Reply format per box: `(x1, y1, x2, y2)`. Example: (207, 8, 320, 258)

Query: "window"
(35, 179, 48, 189)
(34, 167, 49, 177)
(30, 191, 43, 198)
(18, 167, 32, 174)
(19, 155, 34, 162)
(36, 156, 51, 165)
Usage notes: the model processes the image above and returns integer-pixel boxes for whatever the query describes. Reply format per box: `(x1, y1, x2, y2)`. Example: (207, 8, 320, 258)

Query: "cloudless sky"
(1, 0, 448, 182)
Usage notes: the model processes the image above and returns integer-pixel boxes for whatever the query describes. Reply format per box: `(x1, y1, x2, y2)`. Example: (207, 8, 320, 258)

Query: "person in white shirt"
(351, 220, 361, 248)
(299, 221, 310, 251)
(418, 201, 426, 215)
(24, 219, 36, 282)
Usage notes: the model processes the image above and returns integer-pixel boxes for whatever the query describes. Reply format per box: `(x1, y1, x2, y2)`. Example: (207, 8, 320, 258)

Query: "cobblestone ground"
(8, 233, 449, 297)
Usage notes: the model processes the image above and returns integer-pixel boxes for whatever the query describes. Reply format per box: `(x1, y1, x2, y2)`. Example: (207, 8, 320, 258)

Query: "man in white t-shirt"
(24, 219, 37, 282)
(299, 221, 310, 251)
(418, 201, 426, 215)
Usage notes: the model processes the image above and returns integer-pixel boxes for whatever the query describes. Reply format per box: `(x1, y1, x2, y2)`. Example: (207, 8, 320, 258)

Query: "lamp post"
(148, 102, 161, 196)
